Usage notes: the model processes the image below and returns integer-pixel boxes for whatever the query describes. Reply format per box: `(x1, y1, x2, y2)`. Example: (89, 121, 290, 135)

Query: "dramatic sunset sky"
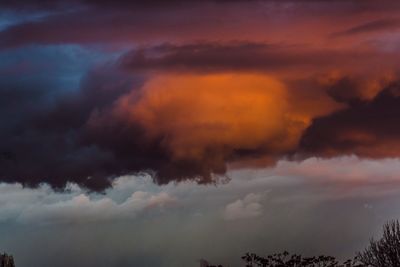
(1, 0, 400, 266)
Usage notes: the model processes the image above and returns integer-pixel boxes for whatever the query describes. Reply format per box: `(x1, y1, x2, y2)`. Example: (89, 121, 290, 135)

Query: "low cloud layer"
(1, 157, 400, 266)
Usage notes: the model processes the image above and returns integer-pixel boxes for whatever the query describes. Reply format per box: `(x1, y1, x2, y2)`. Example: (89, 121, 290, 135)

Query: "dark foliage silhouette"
(0, 253, 15, 267)
(358, 220, 400, 267)
(239, 251, 362, 267)
(205, 251, 362, 267)
(203, 221, 400, 266)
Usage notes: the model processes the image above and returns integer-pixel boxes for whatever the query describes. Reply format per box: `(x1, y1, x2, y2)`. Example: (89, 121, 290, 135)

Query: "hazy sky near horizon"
(2, 0, 400, 266)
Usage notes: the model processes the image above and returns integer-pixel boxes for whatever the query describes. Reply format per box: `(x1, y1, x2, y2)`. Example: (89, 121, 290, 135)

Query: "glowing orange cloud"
(115, 74, 309, 164)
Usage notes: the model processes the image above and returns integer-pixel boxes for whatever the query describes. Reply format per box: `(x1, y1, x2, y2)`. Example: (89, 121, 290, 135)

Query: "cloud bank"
(2, 157, 400, 266)
(1, 0, 400, 190)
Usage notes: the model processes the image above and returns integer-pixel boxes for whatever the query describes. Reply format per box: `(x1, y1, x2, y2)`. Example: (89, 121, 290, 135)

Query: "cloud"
(4, 1, 400, 266)
(333, 19, 400, 37)
(0, 0, 207, 10)
(2, 0, 400, 191)
(299, 82, 400, 158)
(273, 156, 400, 188)
(0, 175, 176, 225)
(224, 193, 263, 220)
(2, 157, 400, 266)
(0, 3, 280, 49)
(118, 42, 400, 78)
(3, 0, 400, 50)
(0, 43, 399, 191)
(2, 155, 400, 226)
(18, 191, 176, 224)
(0, 60, 137, 191)
(325, 74, 396, 103)
(0, 0, 259, 10)
(119, 43, 363, 73)
(83, 73, 307, 185)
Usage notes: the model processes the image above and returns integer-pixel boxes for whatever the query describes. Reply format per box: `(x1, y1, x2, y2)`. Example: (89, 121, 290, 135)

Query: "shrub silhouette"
(358, 220, 400, 267)
(205, 251, 362, 267)
(239, 251, 361, 267)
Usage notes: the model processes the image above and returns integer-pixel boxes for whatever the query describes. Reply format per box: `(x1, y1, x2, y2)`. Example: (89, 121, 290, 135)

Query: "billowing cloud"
(1, 45, 400, 190)
(83, 73, 310, 184)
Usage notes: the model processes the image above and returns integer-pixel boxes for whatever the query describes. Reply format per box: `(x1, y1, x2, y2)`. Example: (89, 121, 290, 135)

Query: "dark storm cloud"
(0, 51, 231, 190)
(325, 77, 362, 103)
(299, 81, 400, 157)
(5, 92, 227, 191)
(82, 114, 228, 185)
(2, 0, 400, 192)
(0, 66, 135, 191)
(0, 42, 399, 191)
(0, 46, 136, 191)
(0, 41, 310, 190)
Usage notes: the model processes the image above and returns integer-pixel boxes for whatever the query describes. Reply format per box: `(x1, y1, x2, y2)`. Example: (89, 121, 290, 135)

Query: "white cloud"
(0, 175, 177, 225)
(18, 190, 177, 224)
(223, 193, 263, 221)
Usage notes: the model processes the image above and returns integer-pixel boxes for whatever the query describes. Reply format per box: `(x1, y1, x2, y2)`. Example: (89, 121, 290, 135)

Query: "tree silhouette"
(0, 253, 15, 267)
(358, 220, 400, 267)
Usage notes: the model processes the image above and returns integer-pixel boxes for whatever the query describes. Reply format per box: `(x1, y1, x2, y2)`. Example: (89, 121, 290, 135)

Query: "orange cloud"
(116, 74, 308, 165)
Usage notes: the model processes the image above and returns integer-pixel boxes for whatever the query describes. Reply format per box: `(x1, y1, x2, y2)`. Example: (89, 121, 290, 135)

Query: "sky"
(1, 0, 400, 266)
